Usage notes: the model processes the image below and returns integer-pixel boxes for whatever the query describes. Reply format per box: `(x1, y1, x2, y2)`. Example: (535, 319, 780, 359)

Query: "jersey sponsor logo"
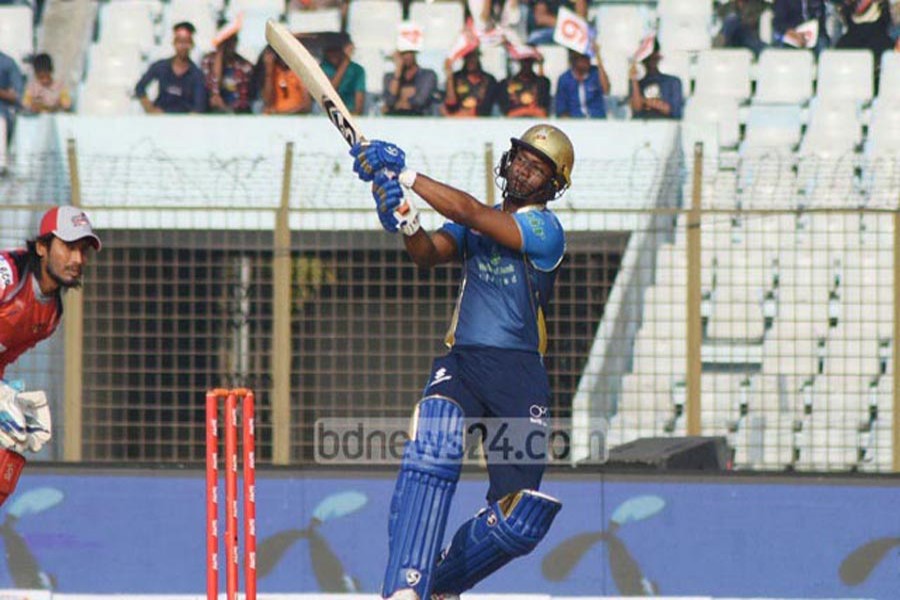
(405, 569, 421, 587)
(530, 404, 549, 426)
(427, 367, 453, 388)
(524, 212, 546, 239)
(0, 260, 13, 288)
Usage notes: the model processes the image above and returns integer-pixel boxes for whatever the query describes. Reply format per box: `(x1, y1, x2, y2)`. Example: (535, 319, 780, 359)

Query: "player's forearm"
(403, 230, 445, 267)
(409, 173, 482, 225)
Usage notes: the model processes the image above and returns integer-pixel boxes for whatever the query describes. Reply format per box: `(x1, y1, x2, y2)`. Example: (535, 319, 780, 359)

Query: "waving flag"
(552, 6, 595, 56)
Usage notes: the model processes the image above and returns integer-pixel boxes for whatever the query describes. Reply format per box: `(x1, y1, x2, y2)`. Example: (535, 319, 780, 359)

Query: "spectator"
(320, 34, 366, 115)
(835, 0, 896, 91)
(0, 49, 23, 146)
(23, 53, 71, 114)
(201, 17, 255, 114)
(261, 49, 312, 115)
(382, 37, 438, 116)
(714, 0, 768, 57)
(629, 39, 683, 120)
(772, 0, 829, 52)
(497, 49, 551, 117)
(555, 46, 609, 118)
(441, 48, 498, 117)
(135, 21, 207, 114)
(527, 0, 588, 45)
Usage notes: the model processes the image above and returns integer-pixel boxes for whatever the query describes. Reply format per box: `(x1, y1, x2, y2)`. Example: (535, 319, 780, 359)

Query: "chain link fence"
(1, 142, 897, 472)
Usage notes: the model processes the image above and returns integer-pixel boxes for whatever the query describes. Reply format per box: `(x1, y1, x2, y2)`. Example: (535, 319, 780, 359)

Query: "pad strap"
(382, 396, 465, 599)
(432, 489, 562, 595)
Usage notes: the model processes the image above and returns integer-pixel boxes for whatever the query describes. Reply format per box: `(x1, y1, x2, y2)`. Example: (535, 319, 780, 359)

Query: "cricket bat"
(264, 20, 365, 147)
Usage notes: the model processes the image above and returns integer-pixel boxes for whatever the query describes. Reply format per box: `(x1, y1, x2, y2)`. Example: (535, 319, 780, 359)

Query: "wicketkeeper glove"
(372, 171, 421, 236)
(350, 140, 406, 182)
(0, 383, 51, 454)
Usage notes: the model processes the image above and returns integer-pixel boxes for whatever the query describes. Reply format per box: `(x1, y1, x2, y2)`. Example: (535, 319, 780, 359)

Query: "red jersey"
(0, 250, 63, 379)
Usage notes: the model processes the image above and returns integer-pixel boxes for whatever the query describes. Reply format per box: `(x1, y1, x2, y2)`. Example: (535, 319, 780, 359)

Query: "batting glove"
(350, 140, 406, 182)
(373, 171, 421, 236)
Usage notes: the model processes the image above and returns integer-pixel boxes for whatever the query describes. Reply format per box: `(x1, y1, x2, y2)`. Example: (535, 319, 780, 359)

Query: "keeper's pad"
(431, 489, 562, 595)
(382, 396, 465, 599)
(0, 447, 25, 508)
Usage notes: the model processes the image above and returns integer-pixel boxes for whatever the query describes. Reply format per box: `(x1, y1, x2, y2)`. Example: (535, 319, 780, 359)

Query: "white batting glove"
(0, 383, 28, 451)
(16, 390, 51, 453)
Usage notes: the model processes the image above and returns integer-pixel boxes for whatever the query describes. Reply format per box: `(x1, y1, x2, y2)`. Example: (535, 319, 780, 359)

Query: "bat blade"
(265, 19, 365, 147)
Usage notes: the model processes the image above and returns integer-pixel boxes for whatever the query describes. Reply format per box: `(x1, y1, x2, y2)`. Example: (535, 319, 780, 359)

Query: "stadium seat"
(0, 5, 33, 68)
(479, 43, 508, 82)
(800, 99, 861, 156)
(229, 0, 285, 15)
(287, 8, 343, 33)
(684, 95, 740, 148)
(864, 100, 900, 157)
(601, 49, 630, 98)
(347, 1, 403, 49)
(77, 81, 135, 115)
(87, 43, 144, 87)
(741, 104, 803, 151)
(815, 49, 874, 105)
(658, 18, 711, 53)
(409, 1, 466, 51)
(656, 0, 714, 23)
(878, 52, 900, 102)
(754, 49, 814, 105)
(693, 48, 753, 102)
(98, 1, 158, 52)
(594, 4, 649, 57)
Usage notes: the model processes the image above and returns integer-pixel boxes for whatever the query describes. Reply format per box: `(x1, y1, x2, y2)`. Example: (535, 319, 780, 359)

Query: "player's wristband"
(398, 169, 418, 189)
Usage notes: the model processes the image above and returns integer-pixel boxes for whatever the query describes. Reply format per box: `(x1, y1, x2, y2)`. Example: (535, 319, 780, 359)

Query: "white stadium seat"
(409, 1, 466, 51)
(541, 45, 570, 97)
(287, 8, 343, 33)
(754, 49, 814, 105)
(684, 95, 740, 148)
(658, 18, 711, 53)
(742, 104, 804, 151)
(347, 1, 403, 49)
(865, 100, 900, 157)
(594, 5, 649, 57)
(99, 1, 159, 52)
(693, 48, 753, 102)
(656, 0, 713, 23)
(77, 81, 135, 115)
(87, 43, 144, 86)
(659, 50, 692, 97)
(816, 49, 874, 105)
(0, 5, 34, 68)
(878, 52, 900, 102)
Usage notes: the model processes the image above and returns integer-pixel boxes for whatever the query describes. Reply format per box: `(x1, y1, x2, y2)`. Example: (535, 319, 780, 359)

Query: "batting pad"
(382, 396, 465, 599)
(432, 489, 562, 595)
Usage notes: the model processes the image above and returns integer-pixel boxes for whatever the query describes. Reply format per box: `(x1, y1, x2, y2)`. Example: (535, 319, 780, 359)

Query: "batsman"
(350, 124, 575, 600)
(0, 206, 101, 505)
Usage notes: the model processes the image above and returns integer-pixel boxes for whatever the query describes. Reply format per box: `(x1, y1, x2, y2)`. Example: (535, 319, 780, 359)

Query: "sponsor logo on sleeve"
(0, 259, 13, 287)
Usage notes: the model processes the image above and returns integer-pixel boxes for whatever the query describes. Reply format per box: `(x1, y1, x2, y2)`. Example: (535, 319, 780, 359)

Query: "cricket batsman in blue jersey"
(350, 124, 575, 600)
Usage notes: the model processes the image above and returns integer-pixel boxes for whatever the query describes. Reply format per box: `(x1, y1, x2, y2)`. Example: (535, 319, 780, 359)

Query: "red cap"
(39, 206, 102, 251)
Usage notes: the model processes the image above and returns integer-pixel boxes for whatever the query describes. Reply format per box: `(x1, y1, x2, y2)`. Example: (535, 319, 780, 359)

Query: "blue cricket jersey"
(439, 205, 565, 355)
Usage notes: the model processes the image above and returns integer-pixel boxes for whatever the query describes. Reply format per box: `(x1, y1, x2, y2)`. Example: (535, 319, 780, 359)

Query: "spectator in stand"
(135, 21, 207, 114)
(834, 0, 896, 91)
(629, 38, 683, 120)
(772, 0, 829, 52)
(320, 34, 366, 115)
(497, 48, 551, 117)
(261, 48, 313, 115)
(527, 0, 588, 45)
(382, 36, 438, 116)
(441, 48, 497, 117)
(714, 0, 768, 57)
(201, 16, 255, 114)
(23, 53, 71, 114)
(0, 48, 23, 145)
(555, 44, 609, 118)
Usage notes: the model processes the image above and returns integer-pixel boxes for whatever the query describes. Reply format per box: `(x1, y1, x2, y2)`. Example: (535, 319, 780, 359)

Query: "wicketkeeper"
(0, 206, 101, 505)
(351, 125, 575, 600)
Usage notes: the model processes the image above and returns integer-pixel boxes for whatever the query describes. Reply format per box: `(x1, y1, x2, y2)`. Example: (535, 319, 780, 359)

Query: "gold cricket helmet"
(511, 124, 575, 192)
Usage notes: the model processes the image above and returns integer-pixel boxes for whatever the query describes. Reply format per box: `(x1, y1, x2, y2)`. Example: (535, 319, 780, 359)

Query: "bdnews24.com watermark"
(314, 417, 609, 465)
